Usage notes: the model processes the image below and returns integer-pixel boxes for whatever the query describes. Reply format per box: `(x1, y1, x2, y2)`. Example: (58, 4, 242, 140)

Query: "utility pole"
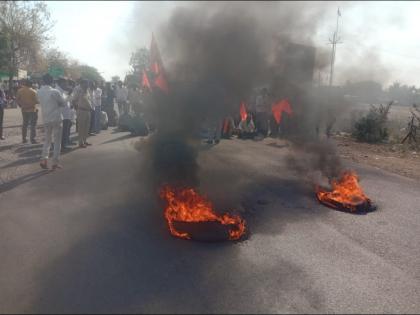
(328, 7, 343, 87)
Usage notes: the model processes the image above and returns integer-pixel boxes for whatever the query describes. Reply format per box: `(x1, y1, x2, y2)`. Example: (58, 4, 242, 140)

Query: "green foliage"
(0, 1, 53, 78)
(125, 74, 139, 88)
(352, 102, 392, 143)
(0, 3, 106, 84)
(78, 65, 103, 82)
(129, 47, 150, 75)
(0, 32, 10, 70)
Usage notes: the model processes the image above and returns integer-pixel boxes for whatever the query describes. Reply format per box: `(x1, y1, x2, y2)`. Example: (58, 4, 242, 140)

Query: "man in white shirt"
(92, 81, 102, 133)
(255, 87, 270, 137)
(37, 74, 66, 170)
(128, 85, 144, 116)
(56, 77, 74, 151)
(115, 81, 129, 115)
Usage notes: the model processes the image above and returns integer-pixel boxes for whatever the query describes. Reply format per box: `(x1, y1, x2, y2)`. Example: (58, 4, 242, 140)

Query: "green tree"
(0, 32, 9, 70)
(78, 65, 103, 82)
(0, 1, 53, 92)
(129, 47, 150, 76)
(124, 74, 139, 88)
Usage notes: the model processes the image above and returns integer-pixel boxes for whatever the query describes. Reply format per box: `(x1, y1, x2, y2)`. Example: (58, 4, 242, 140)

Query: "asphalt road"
(0, 130, 419, 314)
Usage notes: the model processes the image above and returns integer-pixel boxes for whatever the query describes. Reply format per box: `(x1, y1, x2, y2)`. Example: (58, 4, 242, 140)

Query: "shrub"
(352, 102, 392, 143)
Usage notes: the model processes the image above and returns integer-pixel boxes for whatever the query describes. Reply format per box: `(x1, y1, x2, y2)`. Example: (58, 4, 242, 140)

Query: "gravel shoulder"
(334, 134, 420, 181)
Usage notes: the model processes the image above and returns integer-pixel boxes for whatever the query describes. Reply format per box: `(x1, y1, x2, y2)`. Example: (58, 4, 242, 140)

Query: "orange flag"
(272, 99, 293, 124)
(155, 72, 169, 93)
(240, 101, 248, 121)
(142, 71, 151, 90)
(149, 33, 169, 93)
(150, 33, 163, 75)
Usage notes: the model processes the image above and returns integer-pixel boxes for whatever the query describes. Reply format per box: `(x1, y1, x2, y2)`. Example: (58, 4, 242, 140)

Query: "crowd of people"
(211, 87, 294, 143)
(0, 74, 148, 170)
(0, 76, 294, 170)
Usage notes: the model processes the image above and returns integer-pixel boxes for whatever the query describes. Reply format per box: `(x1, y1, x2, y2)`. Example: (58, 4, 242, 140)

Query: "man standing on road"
(255, 87, 270, 137)
(0, 86, 5, 140)
(92, 81, 102, 134)
(128, 85, 143, 117)
(56, 77, 73, 151)
(103, 82, 116, 126)
(75, 80, 93, 148)
(37, 74, 66, 170)
(115, 81, 128, 115)
(16, 79, 39, 144)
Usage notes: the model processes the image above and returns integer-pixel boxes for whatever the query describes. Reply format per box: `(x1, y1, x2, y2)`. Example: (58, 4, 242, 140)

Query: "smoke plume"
(137, 1, 344, 190)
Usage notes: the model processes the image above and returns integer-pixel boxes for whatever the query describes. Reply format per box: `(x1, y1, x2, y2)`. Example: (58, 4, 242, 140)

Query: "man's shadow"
(0, 170, 50, 194)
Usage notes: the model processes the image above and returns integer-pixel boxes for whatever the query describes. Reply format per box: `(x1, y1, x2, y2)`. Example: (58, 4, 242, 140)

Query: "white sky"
(46, 1, 420, 86)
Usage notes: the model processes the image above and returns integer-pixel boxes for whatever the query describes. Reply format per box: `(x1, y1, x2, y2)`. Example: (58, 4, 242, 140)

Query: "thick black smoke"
(140, 1, 341, 190)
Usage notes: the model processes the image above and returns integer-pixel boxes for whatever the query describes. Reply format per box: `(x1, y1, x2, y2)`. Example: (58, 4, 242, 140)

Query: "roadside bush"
(352, 102, 392, 143)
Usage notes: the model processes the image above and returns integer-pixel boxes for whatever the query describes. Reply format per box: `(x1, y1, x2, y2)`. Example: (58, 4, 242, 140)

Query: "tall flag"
(149, 33, 169, 93)
(272, 99, 293, 124)
(154, 72, 169, 93)
(150, 33, 163, 75)
(142, 71, 151, 90)
(337, 7, 341, 17)
(239, 101, 248, 121)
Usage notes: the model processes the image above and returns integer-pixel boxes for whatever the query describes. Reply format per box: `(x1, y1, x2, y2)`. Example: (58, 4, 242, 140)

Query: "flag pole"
(328, 7, 342, 87)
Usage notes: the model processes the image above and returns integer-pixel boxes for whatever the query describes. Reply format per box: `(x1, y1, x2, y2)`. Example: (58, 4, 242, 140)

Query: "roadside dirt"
(334, 134, 420, 181)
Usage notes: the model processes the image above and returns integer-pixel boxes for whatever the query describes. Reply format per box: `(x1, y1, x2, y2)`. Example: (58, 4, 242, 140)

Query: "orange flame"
(160, 185, 246, 240)
(316, 171, 371, 212)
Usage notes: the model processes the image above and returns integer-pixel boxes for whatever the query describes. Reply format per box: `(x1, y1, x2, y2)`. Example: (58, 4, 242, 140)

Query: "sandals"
(40, 160, 48, 169)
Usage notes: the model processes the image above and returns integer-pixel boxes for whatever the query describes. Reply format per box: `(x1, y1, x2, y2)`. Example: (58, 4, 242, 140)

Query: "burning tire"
(316, 171, 377, 213)
(160, 185, 247, 241)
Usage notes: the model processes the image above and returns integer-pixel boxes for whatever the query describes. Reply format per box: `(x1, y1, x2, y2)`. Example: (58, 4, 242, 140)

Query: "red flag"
(272, 99, 293, 124)
(142, 71, 151, 90)
(240, 101, 248, 121)
(149, 33, 169, 93)
(155, 72, 169, 93)
(150, 33, 163, 75)
(282, 100, 293, 115)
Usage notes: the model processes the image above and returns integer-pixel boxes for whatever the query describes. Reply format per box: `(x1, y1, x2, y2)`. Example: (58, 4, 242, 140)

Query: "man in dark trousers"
(16, 79, 39, 143)
(0, 87, 5, 140)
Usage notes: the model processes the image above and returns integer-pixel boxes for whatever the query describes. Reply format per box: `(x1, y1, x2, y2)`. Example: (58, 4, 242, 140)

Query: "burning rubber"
(316, 171, 376, 213)
(160, 185, 247, 241)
